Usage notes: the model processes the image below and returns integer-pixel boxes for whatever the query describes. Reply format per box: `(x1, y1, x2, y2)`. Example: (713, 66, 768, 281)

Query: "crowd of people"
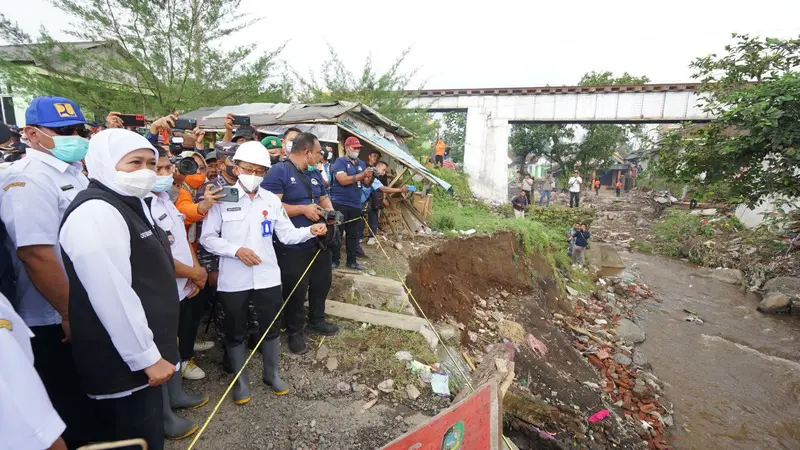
(0, 96, 407, 450)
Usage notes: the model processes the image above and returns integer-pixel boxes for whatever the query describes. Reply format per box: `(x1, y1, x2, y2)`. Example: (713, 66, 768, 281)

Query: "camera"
(172, 155, 199, 175)
(320, 209, 344, 225)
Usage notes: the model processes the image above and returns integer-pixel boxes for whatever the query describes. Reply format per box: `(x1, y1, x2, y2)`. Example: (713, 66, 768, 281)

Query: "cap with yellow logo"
(25, 96, 87, 128)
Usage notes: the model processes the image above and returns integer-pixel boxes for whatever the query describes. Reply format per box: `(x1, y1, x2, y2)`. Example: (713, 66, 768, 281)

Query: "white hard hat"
(232, 141, 271, 168)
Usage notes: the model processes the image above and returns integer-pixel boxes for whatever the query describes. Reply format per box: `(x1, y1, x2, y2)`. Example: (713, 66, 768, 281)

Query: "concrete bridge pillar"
(463, 107, 509, 202)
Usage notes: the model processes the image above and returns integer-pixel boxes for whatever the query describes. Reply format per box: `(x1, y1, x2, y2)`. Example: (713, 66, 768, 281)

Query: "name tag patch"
(226, 207, 242, 212)
(60, 184, 74, 191)
(158, 213, 168, 221)
(140, 230, 154, 239)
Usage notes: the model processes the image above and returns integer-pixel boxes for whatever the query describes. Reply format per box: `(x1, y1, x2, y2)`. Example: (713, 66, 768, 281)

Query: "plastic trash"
(431, 372, 451, 396)
(409, 360, 433, 383)
(407, 185, 417, 193)
(588, 409, 610, 423)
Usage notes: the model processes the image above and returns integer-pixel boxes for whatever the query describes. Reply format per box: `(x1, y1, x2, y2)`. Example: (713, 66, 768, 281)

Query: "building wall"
(735, 196, 799, 229)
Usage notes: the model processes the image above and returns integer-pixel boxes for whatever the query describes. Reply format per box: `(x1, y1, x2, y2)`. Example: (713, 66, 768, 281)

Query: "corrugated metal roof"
(0, 41, 110, 63)
(338, 121, 451, 193)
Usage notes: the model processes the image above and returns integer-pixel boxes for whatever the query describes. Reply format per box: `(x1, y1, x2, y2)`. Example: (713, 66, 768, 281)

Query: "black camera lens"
(174, 157, 199, 175)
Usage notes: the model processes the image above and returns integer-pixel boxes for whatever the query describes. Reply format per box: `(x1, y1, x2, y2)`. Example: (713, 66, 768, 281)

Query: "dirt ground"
(167, 320, 450, 450)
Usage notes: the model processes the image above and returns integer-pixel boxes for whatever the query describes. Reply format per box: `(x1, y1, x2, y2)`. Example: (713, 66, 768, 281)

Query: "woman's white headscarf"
(85, 129, 158, 196)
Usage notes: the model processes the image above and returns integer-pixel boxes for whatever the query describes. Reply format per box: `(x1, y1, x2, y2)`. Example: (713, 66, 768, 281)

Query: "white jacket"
(199, 182, 315, 292)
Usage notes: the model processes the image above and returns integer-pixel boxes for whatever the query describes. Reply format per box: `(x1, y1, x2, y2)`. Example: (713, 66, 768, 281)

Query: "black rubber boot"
(167, 371, 208, 409)
(162, 385, 198, 440)
(261, 338, 289, 395)
(227, 344, 251, 405)
(222, 347, 233, 374)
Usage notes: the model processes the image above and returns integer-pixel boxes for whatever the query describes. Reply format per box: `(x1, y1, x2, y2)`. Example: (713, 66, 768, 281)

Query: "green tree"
(654, 34, 800, 206)
(439, 111, 466, 163)
(295, 46, 435, 158)
(0, 0, 289, 120)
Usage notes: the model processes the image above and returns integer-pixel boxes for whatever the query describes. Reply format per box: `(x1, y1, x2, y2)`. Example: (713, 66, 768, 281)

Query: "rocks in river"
(710, 268, 743, 285)
(758, 292, 791, 314)
(632, 349, 648, 367)
(763, 276, 800, 295)
(616, 318, 646, 344)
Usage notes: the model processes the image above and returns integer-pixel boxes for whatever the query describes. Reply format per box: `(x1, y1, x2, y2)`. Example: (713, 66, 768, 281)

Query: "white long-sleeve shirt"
(199, 182, 315, 293)
(149, 192, 194, 301)
(568, 176, 583, 193)
(0, 294, 65, 450)
(59, 199, 163, 398)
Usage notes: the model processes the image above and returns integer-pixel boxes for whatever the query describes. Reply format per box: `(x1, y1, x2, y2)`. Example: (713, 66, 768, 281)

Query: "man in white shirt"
(0, 293, 68, 450)
(568, 170, 583, 208)
(200, 141, 327, 404)
(0, 96, 93, 447)
(149, 148, 209, 440)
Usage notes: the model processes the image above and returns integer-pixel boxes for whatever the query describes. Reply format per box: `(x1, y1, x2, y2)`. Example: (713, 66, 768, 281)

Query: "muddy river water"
(619, 252, 800, 449)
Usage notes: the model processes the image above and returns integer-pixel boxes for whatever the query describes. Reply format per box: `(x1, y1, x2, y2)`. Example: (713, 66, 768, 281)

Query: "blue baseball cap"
(25, 96, 87, 128)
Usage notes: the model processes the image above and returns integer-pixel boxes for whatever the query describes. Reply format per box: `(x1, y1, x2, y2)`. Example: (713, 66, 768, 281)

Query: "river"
(619, 251, 800, 450)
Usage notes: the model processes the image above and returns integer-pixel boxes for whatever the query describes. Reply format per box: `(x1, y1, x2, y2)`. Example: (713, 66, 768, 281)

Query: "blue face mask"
(151, 175, 174, 193)
(44, 132, 90, 163)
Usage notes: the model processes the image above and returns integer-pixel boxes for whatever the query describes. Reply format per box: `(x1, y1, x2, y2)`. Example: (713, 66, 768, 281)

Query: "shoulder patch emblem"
(0, 319, 12, 331)
(3, 181, 25, 191)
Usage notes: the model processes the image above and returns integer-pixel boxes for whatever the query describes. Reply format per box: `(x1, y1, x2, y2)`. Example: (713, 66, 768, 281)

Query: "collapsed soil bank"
(405, 232, 565, 326)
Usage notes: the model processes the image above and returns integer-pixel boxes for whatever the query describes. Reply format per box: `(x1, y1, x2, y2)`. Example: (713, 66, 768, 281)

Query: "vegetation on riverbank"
(425, 168, 596, 278)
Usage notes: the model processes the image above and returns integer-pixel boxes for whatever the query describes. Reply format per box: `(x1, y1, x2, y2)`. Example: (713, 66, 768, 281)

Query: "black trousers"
(277, 247, 332, 333)
(218, 286, 283, 346)
(89, 386, 163, 450)
(30, 324, 94, 449)
(331, 202, 362, 266)
(570, 192, 580, 208)
(177, 292, 208, 361)
(523, 190, 531, 205)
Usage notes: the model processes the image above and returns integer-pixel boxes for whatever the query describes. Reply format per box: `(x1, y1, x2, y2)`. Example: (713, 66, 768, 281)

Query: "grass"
(630, 240, 654, 254)
(325, 320, 437, 393)
(652, 210, 713, 257)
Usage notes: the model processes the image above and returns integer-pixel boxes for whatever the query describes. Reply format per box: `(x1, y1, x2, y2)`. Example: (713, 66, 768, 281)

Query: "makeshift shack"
(184, 101, 451, 235)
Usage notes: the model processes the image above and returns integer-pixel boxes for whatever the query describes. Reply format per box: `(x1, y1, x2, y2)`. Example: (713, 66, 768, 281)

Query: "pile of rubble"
(556, 276, 673, 449)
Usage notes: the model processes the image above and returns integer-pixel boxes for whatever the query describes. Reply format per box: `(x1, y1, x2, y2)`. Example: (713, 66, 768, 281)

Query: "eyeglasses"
(49, 125, 91, 138)
(236, 165, 267, 177)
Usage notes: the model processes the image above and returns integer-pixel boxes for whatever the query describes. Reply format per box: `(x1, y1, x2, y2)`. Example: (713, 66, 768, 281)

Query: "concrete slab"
(324, 300, 428, 333)
(329, 273, 415, 316)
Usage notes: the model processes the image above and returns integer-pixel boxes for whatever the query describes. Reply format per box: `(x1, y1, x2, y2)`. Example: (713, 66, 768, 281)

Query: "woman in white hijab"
(59, 129, 179, 450)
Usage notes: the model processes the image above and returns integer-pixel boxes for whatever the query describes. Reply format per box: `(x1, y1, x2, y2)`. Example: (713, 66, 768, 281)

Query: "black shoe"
(287, 332, 308, 355)
(307, 320, 340, 336)
(347, 263, 365, 271)
(331, 262, 340, 270)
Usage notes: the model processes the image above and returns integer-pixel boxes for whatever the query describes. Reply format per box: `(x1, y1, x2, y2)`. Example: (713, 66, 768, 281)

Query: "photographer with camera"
(262, 132, 339, 354)
(329, 137, 373, 270)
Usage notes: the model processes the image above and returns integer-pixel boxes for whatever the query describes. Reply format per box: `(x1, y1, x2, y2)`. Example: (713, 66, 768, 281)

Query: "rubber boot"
(227, 344, 251, 405)
(167, 371, 208, 409)
(162, 385, 198, 440)
(222, 347, 233, 374)
(261, 338, 289, 395)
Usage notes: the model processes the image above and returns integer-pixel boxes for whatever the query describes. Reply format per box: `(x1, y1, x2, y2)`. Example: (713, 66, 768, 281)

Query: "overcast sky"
(6, 0, 800, 89)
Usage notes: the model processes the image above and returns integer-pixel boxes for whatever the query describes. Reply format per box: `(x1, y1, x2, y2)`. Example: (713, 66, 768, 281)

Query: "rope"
(187, 249, 321, 449)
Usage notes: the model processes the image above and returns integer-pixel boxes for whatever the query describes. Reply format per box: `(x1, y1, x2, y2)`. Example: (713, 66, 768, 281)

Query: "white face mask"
(238, 174, 263, 192)
(348, 151, 360, 160)
(114, 169, 157, 198)
(285, 141, 293, 153)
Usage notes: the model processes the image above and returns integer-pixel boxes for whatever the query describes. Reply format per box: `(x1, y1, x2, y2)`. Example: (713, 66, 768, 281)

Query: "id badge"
(261, 219, 273, 237)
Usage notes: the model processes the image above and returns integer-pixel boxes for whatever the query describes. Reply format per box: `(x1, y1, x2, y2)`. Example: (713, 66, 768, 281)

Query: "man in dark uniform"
(262, 132, 339, 354)
(329, 137, 372, 270)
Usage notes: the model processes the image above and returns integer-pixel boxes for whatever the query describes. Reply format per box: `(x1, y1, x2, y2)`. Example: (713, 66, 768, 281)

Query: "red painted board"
(381, 382, 499, 450)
